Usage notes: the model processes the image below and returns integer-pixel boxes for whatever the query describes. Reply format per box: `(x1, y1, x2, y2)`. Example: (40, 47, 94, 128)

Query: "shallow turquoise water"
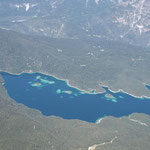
(1, 72, 150, 123)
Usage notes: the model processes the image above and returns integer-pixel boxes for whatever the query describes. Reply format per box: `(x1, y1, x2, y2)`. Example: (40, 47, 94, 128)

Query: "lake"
(1, 72, 150, 123)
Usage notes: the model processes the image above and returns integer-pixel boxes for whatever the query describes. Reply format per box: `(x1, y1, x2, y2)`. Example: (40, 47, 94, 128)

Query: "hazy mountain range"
(0, 0, 150, 47)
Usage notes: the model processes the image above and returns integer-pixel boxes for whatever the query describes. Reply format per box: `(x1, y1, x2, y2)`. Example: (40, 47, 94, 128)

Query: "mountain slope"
(0, 28, 150, 97)
(0, 0, 150, 47)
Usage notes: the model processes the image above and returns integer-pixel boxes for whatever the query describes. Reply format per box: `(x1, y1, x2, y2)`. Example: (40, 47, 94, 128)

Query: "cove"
(1, 72, 150, 123)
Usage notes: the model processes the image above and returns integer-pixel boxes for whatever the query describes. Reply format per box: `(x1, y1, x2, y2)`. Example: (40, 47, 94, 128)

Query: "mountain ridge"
(0, 0, 150, 47)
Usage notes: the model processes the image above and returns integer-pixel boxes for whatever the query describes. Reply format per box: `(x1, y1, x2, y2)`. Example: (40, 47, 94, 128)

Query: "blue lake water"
(1, 72, 150, 123)
(145, 84, 150, 90)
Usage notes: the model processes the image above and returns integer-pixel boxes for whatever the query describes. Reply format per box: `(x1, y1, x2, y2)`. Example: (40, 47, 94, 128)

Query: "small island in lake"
(105, 93, 118, 103)
(31, 82, 42, 87)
